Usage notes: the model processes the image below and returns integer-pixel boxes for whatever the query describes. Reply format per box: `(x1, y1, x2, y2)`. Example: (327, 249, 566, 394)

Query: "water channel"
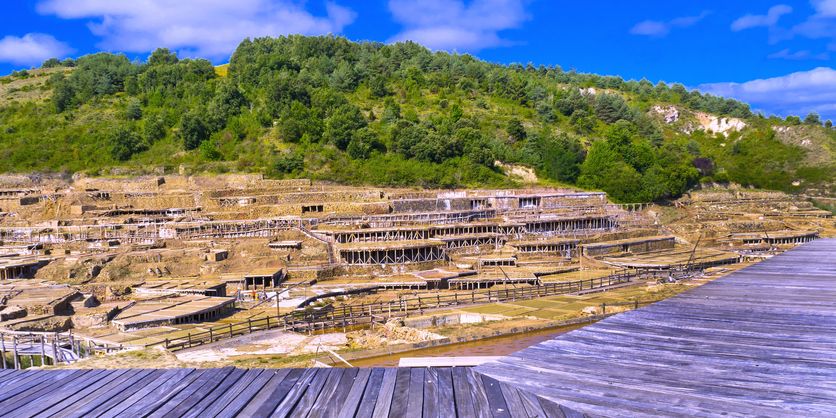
(348, 322, 588, 367)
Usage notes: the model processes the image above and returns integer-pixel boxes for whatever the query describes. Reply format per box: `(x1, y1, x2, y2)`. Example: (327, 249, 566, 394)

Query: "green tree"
(804, 112, 821, 125)
(41, 58, 61, 68)
(180, 113, 210, 150)
(323, 104, 366, 150)
(506, 118, 526, 142)
(143, 116, 167, 144)
(271, 151, 304, 175)
(347, 127, 385, 159)
(382, 97, 401, 123)
(148, 48, 179, 66)
(125, 99, 142, 120)
(110, 128, 145, 161)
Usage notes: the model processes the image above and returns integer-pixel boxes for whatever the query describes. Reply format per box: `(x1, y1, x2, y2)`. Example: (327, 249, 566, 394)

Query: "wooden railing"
(159, 270, 645, 351)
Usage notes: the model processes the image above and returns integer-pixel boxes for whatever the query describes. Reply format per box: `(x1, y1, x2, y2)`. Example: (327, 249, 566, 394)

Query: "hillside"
(0, 35, 833, 202)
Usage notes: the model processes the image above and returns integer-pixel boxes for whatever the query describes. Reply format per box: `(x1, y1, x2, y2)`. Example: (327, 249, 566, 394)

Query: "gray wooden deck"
(0, 239, 833, 417)
(0, 366, 583, 417)
(477, 238, 836, 417)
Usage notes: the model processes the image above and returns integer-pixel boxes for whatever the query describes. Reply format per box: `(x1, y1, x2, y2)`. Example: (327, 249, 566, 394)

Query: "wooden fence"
(0, 330, 124, 370)
(160, 270, 644, 351)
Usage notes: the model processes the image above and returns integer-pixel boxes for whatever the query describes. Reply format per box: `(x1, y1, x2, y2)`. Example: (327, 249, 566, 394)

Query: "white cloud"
(812, 0, 836, 17)
(699, 67, 836, 119)
(730, 5, 792, 31)
(0, 33, 73, 65)
(36, 0, 356, 59)
(387, 0, 529, 51)
(767, 48, 829, 60)
(630, 11, 711, 37)
(768, 1, 836, 43)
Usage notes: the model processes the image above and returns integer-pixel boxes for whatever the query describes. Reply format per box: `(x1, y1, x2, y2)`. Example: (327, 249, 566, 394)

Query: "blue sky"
(1, 0, 835, 120)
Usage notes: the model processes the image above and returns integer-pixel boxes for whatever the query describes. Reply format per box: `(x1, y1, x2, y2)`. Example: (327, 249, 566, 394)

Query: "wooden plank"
(7, 369, 107, 416)
(466, 368, 492, 418)
(371, 368, 398, 418)
(281, 368, 332, 416)
(25, 368, 139, 417)
(304, 367, 346, 417)
(236, 368, 299, 417)
(64, 369, 168, 418)
(335, 368, 372, 418)
(4, 370, 102, 416)
(0, 369, 88, 409)
(319, 368, 360, 418)
(480, 374, 511, 418)
(196, 368, 266, 417)
(451, 366, 477, 418)
(405, 368, 425, 418)
(385, 368, 412, 418)
(214, 368, 284, 417)
(516, 389, 549, 418)
(435, 367, 456, 418)
(154, 367, 236, 418)
(498, 381, 529, 418)
(0, 370, 69, 402)
(421, 367, 439, 418)
(97, 368, 198, 418)
(354, 368, 386, 418)
(272, 368, 320, 416)
(178, 368, 248, 418)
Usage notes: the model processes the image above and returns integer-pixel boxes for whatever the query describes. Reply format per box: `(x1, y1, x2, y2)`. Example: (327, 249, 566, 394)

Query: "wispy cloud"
(699, 67, 836, 119)
(387, 0, 529, 52)
(730, 5, 792, 31)
(790, 0, 836, 40)
(0, 33, 73, 66)
(629, 11, 711, 37)
(768, 48, 829, 60)
(36, 0, 356, 59)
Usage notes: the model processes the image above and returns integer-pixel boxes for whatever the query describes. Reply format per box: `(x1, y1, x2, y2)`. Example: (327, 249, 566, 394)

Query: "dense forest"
(0, 36, 833, 202)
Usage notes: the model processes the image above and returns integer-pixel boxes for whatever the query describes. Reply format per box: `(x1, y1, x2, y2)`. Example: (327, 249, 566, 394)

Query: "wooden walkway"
(478, 238, 836, 417)
(0, 239, 833, 416)
(0, 366, 583, 417)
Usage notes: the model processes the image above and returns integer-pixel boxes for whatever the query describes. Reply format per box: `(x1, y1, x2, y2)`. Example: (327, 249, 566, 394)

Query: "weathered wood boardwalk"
(0, 239, 833, 417)
(0, 366, 582, 417)
(478, 238, 836, 417)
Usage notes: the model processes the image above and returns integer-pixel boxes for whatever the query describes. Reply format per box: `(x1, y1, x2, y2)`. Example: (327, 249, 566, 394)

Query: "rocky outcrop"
(651, 105, 746, 136)
(651, 105, 679, 123)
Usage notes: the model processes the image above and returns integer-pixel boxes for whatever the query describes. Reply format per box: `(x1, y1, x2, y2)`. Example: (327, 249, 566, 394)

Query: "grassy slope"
(0, 60, 833, 196)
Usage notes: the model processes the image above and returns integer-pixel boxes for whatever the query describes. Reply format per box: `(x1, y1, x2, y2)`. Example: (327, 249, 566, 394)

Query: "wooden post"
(187, 333, 192, 348)
(229, 323, 233, 338)
(266, 316, 271, 329)
(248, 319, 253, 333)
(209, 328, 213, 343)
(40, 335, 46, 367)
(13, 337, 19, 370)
(0, 333, 5, 369)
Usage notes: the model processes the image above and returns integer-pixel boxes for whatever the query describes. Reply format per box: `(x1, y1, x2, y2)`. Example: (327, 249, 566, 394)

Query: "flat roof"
(112, 296, 234, 327)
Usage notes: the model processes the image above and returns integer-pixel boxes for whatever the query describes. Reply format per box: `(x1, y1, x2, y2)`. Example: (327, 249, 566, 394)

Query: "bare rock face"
(651, 105, 680, 124)
(686, 111, 746, 136)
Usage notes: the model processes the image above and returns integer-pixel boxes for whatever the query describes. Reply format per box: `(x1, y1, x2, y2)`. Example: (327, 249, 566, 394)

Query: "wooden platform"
(477, 238, 836, 417)
(0, 366, 582, 417)
(1, 240, 833, 416)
